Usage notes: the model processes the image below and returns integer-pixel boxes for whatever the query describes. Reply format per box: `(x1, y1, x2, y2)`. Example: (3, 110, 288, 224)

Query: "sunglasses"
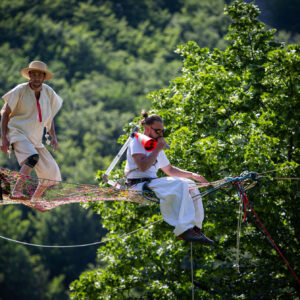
(151, 127, 165, 134)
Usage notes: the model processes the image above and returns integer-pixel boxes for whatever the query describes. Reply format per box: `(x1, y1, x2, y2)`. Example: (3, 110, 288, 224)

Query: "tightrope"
(0, 218, 163, 248)
(258, 164, 299, 175)
(191, 171, 258, 199)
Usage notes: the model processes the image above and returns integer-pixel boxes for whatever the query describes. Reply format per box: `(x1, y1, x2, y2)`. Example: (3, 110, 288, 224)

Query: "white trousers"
(131, 177, 204, 236)
(13, 139, 61, 182)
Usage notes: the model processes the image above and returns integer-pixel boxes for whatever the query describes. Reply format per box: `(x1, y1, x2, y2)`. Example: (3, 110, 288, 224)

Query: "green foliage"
(0, 206, 49, 300)
(71, 203, 197, 299)
(70, 1, 300, 298)
(0, 204, 104, 300)
(31, 205, 105, 287)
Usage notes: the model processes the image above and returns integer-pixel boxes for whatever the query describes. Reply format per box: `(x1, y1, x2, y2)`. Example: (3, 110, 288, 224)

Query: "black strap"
(127, 177, 155, 187)
(142, 180, 158, 201)
(127, 177, 159, 201)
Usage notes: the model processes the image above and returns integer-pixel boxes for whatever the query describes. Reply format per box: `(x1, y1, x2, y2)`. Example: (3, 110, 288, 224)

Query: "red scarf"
(29, 82, 42, 122)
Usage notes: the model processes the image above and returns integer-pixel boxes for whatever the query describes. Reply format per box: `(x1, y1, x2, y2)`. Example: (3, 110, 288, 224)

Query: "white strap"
(103, 126, 139, 184)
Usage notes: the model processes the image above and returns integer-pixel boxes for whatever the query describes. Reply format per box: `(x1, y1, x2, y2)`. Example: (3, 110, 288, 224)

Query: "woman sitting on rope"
(125, 110, 214, 245)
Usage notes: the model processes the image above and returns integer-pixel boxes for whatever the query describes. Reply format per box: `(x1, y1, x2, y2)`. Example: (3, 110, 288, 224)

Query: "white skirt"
(130, 177, 204, 236)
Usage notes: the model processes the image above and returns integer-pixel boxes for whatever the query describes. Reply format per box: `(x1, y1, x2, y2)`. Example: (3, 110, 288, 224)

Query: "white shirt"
(125, 137, 170, 179)
(2, 82, 62, 148)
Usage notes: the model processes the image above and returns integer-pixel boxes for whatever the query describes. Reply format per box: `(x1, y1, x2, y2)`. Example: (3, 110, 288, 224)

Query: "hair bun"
(141, 109, 148, 119)
(139, 110, 162, 127)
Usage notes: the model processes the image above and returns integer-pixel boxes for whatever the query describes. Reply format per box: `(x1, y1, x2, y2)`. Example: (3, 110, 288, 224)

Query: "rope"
(0, 171, 257, 249)
(2, 167, 299, 284)
(235, 196, 243, 273)
(191, 242, 194, 300)
(235, 184, 300, 285)
(271, 177, 300, 180)
(190, 168, 300, 200)
(190, 171, 259, 199)
(258, 164, 299, 175)
(247, 202, 300, 285)
(0, 218, 163, 248)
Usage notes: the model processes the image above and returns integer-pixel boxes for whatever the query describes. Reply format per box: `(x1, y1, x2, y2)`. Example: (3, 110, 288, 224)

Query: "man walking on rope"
(0, 61, 62, 200)
(125, 110, 214, 245)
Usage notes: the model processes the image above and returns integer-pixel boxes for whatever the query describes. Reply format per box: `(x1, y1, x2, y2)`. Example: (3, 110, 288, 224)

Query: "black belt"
(126, 177, 156, 187)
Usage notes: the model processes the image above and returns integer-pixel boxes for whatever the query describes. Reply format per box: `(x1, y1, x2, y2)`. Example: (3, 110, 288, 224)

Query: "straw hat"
(21, 61, 53, 81)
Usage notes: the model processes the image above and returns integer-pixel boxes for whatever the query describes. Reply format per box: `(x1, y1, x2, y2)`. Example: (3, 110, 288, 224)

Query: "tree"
(0, 206, 56, 300)
(70, 1, 300, 298)
(31, 205, 105, 290)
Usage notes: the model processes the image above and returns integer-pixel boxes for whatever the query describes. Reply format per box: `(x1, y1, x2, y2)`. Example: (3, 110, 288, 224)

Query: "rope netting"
(1, 167, 300, 284)
(0, 168, 258, 212)
(0, 168, 157, 211)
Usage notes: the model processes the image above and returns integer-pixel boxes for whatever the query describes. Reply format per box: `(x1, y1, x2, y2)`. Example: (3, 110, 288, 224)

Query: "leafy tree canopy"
(70, 1, 300, 298)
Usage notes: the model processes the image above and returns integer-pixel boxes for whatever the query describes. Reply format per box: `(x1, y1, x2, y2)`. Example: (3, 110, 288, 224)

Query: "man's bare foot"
(11, 191, 30, 200)
(30, 199, 47, 212)
(34, 204, 47, 212)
